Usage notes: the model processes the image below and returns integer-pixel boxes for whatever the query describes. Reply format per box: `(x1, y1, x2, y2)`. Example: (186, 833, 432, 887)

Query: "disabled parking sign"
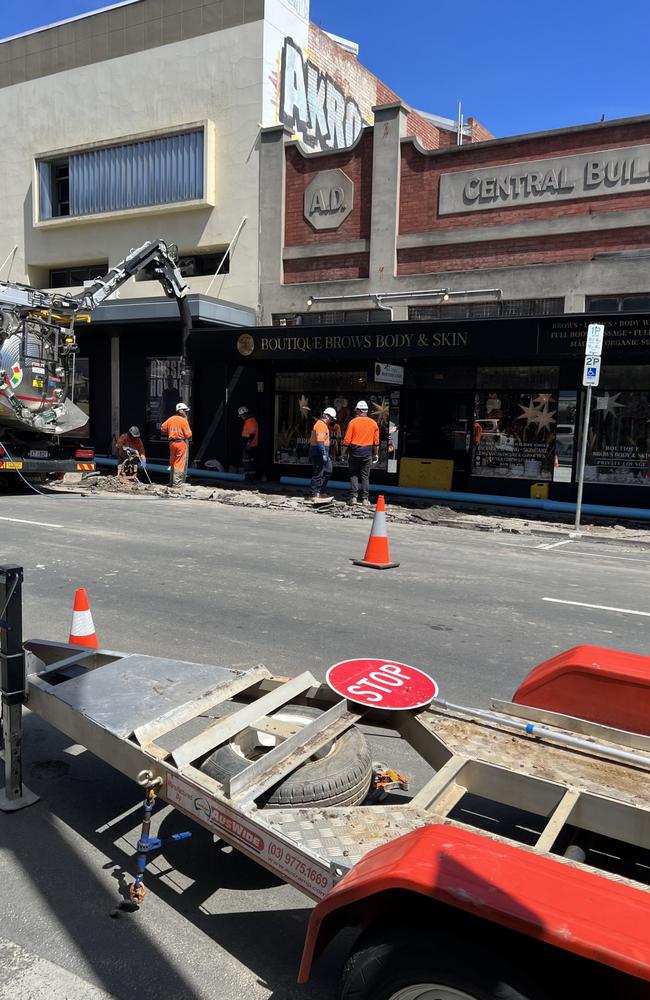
(326, 658, 438, 710)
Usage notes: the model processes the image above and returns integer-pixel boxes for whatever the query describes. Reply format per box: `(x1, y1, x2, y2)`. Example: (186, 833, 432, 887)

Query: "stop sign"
(326, 658, 438, 711)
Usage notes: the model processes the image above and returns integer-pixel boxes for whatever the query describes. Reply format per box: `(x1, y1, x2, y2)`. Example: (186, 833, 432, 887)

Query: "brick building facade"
(244, 106, 650, 507)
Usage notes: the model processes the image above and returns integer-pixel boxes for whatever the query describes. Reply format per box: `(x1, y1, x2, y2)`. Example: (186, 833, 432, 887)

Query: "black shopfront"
(80, 312, 650, 509)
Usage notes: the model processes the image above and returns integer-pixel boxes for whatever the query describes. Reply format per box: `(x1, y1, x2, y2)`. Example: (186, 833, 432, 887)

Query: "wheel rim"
(390, 987, 479, 1000)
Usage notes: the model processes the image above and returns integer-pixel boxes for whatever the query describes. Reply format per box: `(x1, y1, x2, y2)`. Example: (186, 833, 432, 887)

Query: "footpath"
(50, 474, 650, 549)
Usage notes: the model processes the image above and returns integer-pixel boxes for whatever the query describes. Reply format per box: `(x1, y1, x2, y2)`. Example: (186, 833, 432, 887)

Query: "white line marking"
(542, 597, 650, 617)
(536, 539, 573, 550)
(0, 515, 63, 528)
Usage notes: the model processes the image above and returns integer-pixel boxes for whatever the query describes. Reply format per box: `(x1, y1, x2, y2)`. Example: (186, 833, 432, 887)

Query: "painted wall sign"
(280, 36, 366, 150)
(304, 169, 354, 229)
(439, 143, 650, 214)
(235, 327, 472, 359)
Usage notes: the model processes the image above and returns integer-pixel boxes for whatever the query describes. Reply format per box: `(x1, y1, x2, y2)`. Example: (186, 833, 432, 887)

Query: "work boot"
(361, 497, 371, 507)
(347, 496, 357, 506)
(318, 493, 333, 501)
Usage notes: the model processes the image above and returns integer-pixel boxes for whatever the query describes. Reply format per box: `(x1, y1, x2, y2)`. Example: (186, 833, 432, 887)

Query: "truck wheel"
(200, 705, 372, 807)
(340, 929, 545, 1000)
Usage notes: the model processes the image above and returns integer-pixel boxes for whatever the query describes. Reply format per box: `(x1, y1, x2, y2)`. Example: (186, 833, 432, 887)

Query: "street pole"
(573, 385, 592, 535)
(0, 564, 38, 811)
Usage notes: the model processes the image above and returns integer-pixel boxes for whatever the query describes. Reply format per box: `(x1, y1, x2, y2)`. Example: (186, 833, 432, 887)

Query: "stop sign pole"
(574, 323, 604, 536)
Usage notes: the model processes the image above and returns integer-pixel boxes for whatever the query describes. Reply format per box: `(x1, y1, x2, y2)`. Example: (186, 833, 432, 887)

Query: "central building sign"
(439, 143, 650, 214)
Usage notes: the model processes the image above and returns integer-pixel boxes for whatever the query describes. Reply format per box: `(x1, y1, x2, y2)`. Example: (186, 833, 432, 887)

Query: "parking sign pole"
(574, 323, 604, 536)
(574, 384, 592, 535)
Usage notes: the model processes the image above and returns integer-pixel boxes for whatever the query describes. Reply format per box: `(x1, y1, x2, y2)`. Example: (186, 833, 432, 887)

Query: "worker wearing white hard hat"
(161, 403, 192, 486)
(115, 424, 146, 479)
(342, 400, 379, 506)
(308, 406, 337, 504)
(238, 405, 259, 481)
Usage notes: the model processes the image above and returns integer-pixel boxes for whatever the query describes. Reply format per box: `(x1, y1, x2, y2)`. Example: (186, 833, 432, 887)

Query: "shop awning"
(91, 293, 255, 328)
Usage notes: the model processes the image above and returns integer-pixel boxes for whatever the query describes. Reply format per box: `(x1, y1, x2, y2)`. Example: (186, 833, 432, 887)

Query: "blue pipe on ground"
(279, 475, 650, 523)
(94, 456, 245, 482)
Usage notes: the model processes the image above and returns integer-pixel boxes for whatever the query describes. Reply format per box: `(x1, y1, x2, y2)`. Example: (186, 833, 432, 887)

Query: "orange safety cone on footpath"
(351, 495, 399, 570)
(68, 588, 99, 648)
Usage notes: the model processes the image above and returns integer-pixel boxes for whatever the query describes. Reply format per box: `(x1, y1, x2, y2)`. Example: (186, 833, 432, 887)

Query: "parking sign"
(583, 355, 601, 387)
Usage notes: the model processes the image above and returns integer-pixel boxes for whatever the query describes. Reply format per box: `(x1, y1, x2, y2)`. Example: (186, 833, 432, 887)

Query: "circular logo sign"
(326, 659, 438, 711)
(237, 334, 255, 357)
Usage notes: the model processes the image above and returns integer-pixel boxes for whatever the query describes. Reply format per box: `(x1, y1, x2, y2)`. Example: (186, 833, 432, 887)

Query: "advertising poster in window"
(273, 372, 399, 471)
(473, 390, 557, 480)
(146, 358, 184, 441)
(586, 389, 650, 486)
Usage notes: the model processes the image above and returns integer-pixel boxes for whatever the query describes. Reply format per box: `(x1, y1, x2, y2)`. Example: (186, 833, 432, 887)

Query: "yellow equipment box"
(399, 458, 454, 491)
(530, 481, 549, 499)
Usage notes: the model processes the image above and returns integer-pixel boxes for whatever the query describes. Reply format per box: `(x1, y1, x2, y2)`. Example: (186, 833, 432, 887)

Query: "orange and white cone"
(351, 495, 399, 570)
(68, 588, 99, 648)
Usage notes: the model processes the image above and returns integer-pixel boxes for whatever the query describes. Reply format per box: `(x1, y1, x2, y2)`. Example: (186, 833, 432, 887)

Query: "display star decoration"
(516, 400, 541, 428)
(595, 392, 625, 419)
(298, 394, 310, 418)
(535, 402, 557, 434)
(533, 393, 553, 406)
(371, 398, 390, 423)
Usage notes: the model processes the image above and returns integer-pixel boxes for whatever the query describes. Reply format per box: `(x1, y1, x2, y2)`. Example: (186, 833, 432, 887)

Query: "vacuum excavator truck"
(0, 239, 189, 482)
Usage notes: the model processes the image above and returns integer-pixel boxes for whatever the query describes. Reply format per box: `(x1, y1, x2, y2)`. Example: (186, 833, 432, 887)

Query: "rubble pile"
(50, 472, 650, 546)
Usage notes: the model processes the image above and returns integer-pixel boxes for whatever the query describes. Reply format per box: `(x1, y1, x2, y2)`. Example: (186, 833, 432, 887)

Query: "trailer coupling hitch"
(128, 770, 191, 906)
(369, 762, 410, 802)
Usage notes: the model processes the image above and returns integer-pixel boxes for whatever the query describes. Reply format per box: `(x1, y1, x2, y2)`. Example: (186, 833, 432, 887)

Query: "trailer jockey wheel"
(200, 705, 372, 808)
(339, 927, 546, 1000)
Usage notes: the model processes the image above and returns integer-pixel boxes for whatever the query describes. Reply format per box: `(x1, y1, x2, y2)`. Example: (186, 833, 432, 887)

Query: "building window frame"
(34, 121, 215, 227)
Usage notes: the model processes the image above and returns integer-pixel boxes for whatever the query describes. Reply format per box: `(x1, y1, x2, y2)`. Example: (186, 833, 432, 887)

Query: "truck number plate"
(0, 461, 23, 469)
(28, 450, 49, 458)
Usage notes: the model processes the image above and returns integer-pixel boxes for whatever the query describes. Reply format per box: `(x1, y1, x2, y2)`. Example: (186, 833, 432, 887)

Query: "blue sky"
(3, 0, 649, 138)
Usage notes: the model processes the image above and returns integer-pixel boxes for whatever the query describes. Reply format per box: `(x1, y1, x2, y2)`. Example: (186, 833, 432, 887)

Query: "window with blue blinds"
(38, 130, 204, 219)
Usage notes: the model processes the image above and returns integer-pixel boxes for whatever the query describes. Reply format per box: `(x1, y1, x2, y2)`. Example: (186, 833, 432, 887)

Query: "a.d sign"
(304, 169, 354, 230)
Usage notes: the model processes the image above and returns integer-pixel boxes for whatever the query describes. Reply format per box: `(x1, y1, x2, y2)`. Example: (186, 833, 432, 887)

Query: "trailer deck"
(18, 637, 650, 902)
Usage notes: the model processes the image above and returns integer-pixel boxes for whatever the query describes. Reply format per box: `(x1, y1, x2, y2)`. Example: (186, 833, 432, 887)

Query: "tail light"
(0, 445, 5, 457)
(75, 448, 95, 460)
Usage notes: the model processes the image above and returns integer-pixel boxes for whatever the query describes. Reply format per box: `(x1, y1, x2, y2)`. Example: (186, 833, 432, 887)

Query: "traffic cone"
(351, 495, 399, 570)
(68, 588, 99, 648)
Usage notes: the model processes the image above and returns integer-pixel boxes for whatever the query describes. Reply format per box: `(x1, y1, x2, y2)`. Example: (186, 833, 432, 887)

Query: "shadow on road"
(0, 713, 345, 999)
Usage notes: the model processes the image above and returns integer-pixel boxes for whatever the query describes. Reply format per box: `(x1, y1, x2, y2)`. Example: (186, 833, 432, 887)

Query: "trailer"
(1, 564, 649, 999)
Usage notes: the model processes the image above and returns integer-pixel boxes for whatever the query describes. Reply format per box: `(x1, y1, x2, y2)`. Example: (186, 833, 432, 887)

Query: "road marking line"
(0, 515, 63, 528)
(536, 539, 573, 550)
(542, 597, 650, 617)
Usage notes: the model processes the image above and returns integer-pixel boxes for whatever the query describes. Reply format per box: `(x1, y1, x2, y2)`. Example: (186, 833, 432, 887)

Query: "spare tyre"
(200, 705, 372, 808)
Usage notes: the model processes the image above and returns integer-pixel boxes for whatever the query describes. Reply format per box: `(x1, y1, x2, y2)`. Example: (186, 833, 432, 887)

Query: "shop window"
(553, 391, 577, 484)
(49, 263, 108, 289)
(587, 294, 650, 313)
(409, 298, 564, 321)
(146, 358, 185, 441)
(582, 365, 650, 486)
(274, 371, 400, 473)
(473, 368, 560, 480)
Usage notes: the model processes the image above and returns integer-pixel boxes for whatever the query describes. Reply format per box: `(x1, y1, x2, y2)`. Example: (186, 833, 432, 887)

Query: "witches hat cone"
(351, 495, 399, 570)
(68, 588, 99, 648)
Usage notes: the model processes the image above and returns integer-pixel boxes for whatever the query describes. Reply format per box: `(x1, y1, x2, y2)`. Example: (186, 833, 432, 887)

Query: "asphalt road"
(1, 490, 649, 999)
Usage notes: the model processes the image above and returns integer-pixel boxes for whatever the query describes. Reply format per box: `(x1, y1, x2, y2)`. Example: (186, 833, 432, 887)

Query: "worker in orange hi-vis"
(238, 406, 259, 482)
(161, 402, 192, 487)
(342, 400, 379, 507)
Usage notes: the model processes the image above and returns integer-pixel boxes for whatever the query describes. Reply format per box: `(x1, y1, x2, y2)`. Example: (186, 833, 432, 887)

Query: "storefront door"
(403, 389, 473, 488)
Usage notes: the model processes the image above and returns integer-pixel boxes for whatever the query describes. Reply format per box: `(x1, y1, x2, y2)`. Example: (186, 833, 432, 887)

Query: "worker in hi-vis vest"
(308, 406, 337, 504)
(342, 400, 379, 507)
(161, 402, 192, 487)
(239, 406, 259, 481)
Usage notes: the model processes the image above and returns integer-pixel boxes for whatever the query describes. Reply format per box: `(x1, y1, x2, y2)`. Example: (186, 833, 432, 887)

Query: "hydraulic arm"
(0, 240, 189, 434)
